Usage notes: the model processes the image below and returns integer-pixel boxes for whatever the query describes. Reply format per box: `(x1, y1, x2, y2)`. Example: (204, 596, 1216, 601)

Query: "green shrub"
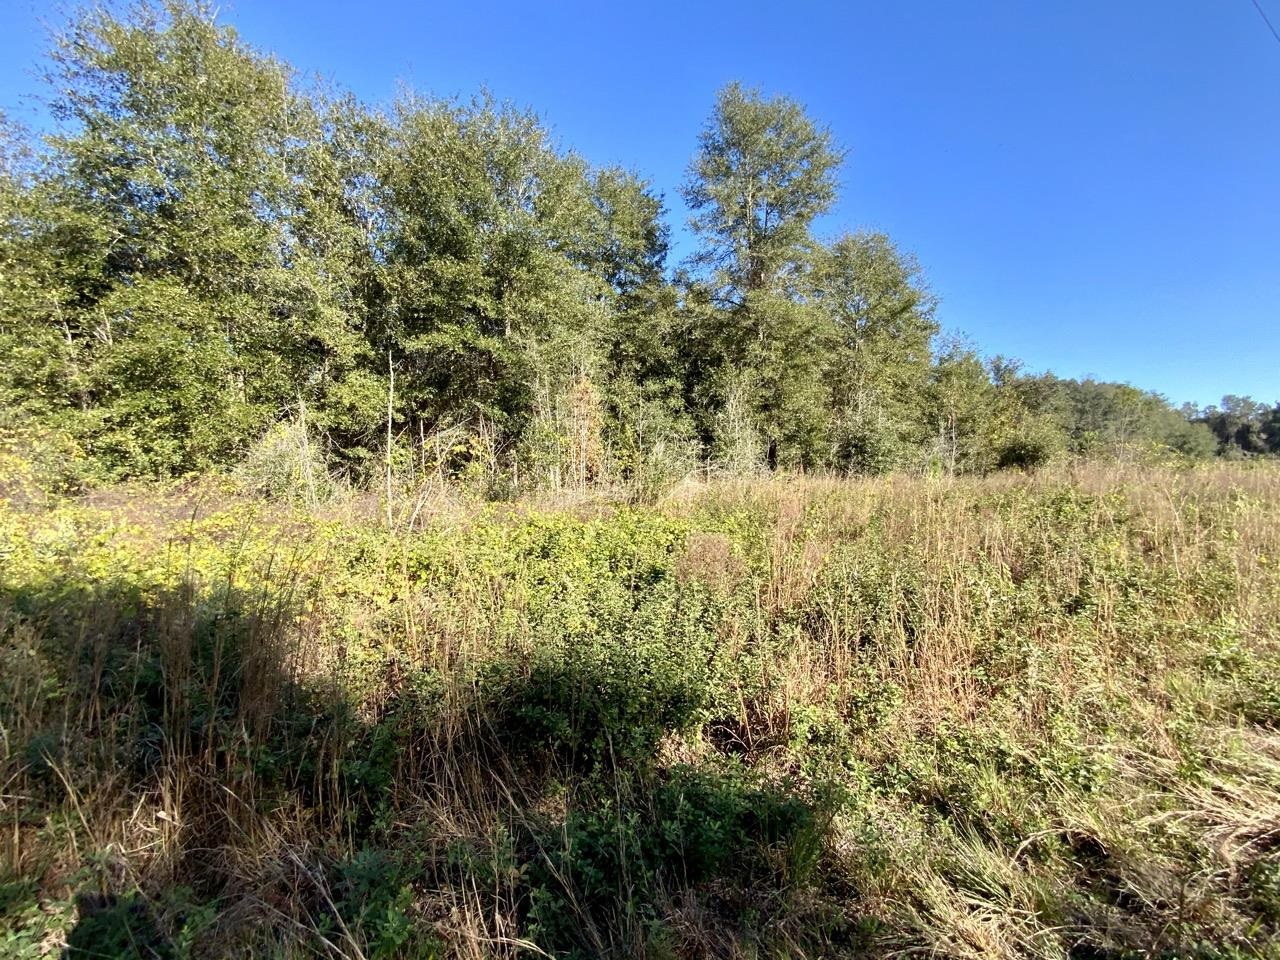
(527, 766, 831, 956)
(334, 850, 439, 960)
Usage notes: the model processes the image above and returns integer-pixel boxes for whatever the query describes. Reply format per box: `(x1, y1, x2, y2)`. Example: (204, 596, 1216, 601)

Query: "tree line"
(1, 2, 1274, 490)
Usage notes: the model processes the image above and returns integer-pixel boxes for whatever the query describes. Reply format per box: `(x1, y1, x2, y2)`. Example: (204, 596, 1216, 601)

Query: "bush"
(527, 766, 830, 956)
(235, 418, 336, 504)
(994, 417, 1064, 471)
(479, 646, 709, 770)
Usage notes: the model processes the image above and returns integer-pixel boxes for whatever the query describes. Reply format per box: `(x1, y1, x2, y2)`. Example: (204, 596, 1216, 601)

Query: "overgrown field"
(3, 461, 1280, 958)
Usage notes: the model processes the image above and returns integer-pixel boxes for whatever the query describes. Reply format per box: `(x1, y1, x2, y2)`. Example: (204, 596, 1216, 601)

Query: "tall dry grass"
(2, 461, 1279, 957)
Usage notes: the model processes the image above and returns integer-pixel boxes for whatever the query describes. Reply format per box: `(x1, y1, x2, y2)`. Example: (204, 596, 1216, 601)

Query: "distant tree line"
(1185, 396, 1280, 459)
(0, 2, 1273, 488)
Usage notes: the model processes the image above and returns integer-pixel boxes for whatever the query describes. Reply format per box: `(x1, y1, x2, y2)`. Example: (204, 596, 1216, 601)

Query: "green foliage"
(481, 650, 706, 771)
(25, 3, 323, 475)
(927, 340, 999, 474)
(682, 82, 842, 296)
(1194, 395, 1280, 458)
(1007, 370, 1224, 462)
(0, 878, 74, 960)
(235, 415, 336, 504)
(63, 893, 173, 960)
(527, 765, 831, 957)
(993, 413, 1066, 471)
(820, 232, 938, 473)
(680, 83, 844, 468)
(335, 850, 439, 960)
(4, 461, 1280, 955)
(0, 3, 1241, 486)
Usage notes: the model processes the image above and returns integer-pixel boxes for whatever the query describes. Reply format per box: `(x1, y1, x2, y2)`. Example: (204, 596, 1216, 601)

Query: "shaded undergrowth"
(3, 463, 1280, 957)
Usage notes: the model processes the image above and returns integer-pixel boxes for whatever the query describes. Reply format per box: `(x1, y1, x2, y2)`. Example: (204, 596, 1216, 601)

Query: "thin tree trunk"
(386, 350, 394, 526)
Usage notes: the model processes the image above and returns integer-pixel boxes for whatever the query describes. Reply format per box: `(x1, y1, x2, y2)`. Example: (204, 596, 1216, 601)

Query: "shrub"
(235, 417, 336, 504)
(527, 766, 831, 956)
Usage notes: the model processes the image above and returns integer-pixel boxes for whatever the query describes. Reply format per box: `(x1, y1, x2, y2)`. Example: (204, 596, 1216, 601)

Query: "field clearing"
(3, 461, 1280, 958)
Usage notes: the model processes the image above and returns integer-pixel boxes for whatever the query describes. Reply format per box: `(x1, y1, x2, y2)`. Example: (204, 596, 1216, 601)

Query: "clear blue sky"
(2, 1, 1277, 407)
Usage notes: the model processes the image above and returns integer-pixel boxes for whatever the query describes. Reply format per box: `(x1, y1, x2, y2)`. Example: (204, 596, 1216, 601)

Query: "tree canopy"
(0, 2, 1268, 488)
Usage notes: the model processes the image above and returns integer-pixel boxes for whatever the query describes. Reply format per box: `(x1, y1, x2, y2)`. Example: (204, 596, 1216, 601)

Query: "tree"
(926, 342, 997, 475)
(0, 3, 1246, 486)
(371, 90, 694, 486)
(1261, 405, 1280, 455)
(1001, 372, 1216, 461)
(681, 83, 844, 468)
(0, 114, 89, 429)
(282, 91, 393, 462)
(1198, 395, 1274, 456)
(585, 174, 698, 483)
(818, 231, 938, 472)
(13, 1, 333, 475)
(683, 82, 842, 306)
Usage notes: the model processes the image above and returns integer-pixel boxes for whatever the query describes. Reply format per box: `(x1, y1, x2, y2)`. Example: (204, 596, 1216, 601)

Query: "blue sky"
(1, 0, 1277, 407)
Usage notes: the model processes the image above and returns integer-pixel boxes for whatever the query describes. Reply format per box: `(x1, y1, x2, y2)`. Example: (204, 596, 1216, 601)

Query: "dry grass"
(2, 460, 1279, 958)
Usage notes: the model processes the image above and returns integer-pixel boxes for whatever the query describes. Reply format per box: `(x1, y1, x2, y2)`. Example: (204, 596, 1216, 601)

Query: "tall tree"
(683, 82, 842, 307)
(0, 114, 89, 429)
(681, 83, 844, 467)
(818, 231, 938, 472)
(17, 1, 331, 475)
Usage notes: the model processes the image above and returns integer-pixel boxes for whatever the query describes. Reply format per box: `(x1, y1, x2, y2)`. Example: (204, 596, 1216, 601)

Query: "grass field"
(3, 460, 1280, 958)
